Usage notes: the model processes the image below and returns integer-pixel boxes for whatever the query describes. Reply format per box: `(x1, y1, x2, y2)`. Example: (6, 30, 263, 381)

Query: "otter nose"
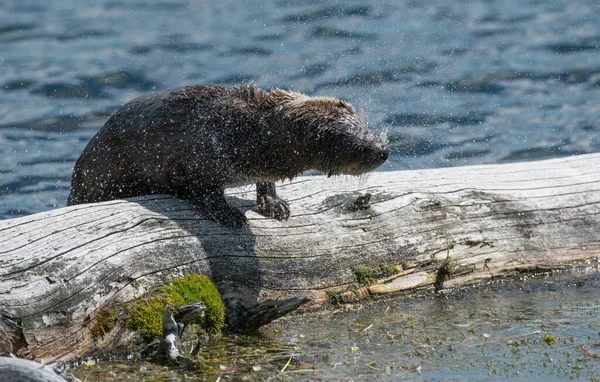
(366, 144, 389, 165)
(380, 145, 389, 161)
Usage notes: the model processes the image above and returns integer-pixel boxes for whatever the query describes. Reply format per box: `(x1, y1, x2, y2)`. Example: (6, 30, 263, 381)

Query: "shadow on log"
(1, 153, 599, 361)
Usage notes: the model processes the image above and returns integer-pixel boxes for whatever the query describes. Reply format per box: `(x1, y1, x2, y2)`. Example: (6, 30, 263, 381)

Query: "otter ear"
(336, 100, 354, 111)
(270, 88, 289, 98)
(270, 88, 305, 104)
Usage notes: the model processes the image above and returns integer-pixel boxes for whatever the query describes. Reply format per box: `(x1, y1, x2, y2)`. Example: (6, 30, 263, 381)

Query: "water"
(267, 270, 600, 380)
(0, 0, 599, 219)
(66, 269, 600, 380)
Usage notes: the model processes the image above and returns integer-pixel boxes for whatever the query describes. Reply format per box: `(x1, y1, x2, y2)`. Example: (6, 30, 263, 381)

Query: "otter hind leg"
(191, 188, 247, 228)
(256, 182, 290, 221)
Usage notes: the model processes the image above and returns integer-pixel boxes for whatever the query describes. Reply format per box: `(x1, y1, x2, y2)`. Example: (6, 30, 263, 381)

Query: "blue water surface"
(1, 0, 599, 218)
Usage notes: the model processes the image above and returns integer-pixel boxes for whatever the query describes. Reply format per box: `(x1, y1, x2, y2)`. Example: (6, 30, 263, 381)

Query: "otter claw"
(258, 195, 290, 221)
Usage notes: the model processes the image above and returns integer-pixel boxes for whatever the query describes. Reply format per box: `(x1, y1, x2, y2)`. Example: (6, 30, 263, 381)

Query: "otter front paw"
(198, 190, 248, 228)
(257, 195, 291, 221)
(209, 205, 247, 228)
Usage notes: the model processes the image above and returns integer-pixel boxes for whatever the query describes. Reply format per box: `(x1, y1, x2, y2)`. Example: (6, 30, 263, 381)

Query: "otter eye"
(337, 100, 348, 109)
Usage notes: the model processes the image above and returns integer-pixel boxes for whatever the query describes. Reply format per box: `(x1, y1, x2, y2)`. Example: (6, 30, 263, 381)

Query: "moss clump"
(90, 308, 117, 338)
(354, 265, 377, 286)
(327, 291, 343, 306)
(126, 274, 225, 340)
(544, 334, 556, 346)
(168, 274, 225, 332)
(127, 293, 181, 339)
(381, 264, 400, 277)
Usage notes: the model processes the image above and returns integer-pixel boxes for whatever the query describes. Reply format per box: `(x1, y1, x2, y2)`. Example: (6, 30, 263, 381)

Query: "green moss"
(168, 274, 225, 333)
(544, 334, 556, 346)
(90, 308, 117, 338)
(126, 293, 181, 339)
(354, 265, 377, 285)
(326, 291, 342, 306)
(126, 274, 225, 340)
(381, 264, 399, 277)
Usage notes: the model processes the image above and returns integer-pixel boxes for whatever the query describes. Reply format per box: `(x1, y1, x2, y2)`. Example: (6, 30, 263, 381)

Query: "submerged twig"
(280, 356, 292, 373)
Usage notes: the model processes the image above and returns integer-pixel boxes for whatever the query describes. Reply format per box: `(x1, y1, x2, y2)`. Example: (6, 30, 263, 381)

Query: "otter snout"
(373, 144, 389, 163)
(363, 142, 389, 169)
(336, 140, 388, 176)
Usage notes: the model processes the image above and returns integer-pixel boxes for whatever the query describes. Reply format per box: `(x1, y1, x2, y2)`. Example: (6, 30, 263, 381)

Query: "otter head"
(270, 89, 389, 177)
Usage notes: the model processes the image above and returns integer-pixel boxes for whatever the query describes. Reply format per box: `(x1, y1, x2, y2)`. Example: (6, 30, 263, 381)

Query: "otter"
(68, 85, 389, 227)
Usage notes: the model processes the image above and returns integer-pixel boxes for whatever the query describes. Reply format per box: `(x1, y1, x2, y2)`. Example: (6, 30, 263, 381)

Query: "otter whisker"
(380, 125, 390, 145)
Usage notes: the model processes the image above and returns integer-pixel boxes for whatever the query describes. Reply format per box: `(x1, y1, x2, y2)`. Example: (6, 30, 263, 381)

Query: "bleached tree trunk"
(1, 153, 599, 361)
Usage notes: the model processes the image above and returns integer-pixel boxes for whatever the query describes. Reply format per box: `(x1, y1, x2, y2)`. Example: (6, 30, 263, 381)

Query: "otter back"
(67, 85, 388, 227)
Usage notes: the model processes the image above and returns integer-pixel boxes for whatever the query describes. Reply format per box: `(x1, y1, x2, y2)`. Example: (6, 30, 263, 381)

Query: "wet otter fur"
(68, 85, 389, 227)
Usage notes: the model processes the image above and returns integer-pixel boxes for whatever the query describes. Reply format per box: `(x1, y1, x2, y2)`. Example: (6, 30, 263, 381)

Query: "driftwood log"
(0, 356, 76, 382)
(1, 153, 599, 361)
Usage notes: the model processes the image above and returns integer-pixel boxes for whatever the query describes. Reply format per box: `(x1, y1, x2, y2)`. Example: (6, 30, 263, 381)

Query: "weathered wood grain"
(1, 153, 599, 361)
(0, 356, 73, 381)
